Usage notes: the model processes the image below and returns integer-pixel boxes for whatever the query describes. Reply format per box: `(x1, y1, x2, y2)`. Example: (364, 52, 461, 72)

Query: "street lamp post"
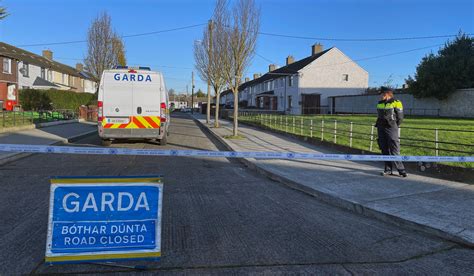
(191, 71, 195, 114)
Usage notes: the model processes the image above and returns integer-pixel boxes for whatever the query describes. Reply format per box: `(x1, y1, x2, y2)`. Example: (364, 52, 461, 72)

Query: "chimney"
(312, 43, 323, 55)
(245, 77, 250, 83)
(42, 49, 53, 60)
(268, 64, 276, 72)
(76, 63, 84, 72)
(286, 55, 294, 65)
(253, 73, 260, 80)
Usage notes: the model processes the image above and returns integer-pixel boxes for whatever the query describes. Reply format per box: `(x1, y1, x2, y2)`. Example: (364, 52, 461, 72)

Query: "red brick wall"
(0, 57, 18, 83)
(0, 82, 7, 102)
(0, 57, 18, 109)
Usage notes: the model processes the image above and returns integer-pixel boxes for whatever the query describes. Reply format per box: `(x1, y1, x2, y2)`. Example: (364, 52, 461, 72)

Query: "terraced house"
(0, 42, 97, 110)
(0, 48, 18, 110)
(220, 44, 369, 115)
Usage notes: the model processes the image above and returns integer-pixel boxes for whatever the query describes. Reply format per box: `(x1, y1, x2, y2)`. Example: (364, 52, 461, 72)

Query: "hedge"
(19, 89, 96, 111)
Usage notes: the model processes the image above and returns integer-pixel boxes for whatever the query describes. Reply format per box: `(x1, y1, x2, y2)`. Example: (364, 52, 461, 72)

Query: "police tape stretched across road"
(0, 143, 472, 163)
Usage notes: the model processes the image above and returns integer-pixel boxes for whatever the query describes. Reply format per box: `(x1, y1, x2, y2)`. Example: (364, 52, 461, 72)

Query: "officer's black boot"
(381, 162, 393, 176)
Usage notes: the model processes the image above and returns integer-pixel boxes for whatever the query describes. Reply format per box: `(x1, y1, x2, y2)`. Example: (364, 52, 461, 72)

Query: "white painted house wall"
(219, 92, 233, 105)
(298, 47, 369, 114)
(239, 47, 369, 115)
(275, 75, 300, 113)
(83, 79, 96, 93)
(18, 61, 41, 88)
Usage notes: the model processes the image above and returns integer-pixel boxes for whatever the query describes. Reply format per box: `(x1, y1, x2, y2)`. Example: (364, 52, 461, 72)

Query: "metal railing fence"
(237, 112, 474, 158)
(0, 109, 78, 128)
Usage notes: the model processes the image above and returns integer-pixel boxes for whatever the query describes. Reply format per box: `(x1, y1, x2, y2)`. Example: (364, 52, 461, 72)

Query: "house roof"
(32, 77, 60, 88)
(79, 71, 99, 82)
(220, 47, 333, 96)
(257, 91, 274, 96)
(0, 41, 94, 80)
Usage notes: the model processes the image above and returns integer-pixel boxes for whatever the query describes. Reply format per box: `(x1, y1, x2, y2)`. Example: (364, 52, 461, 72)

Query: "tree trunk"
(206, 82, 211, 124)
(215, 92, 221, 128)
(233, 90, 238, 136)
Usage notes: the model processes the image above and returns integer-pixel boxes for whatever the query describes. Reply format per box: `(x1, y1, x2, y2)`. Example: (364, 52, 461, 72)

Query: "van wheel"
(101, 139, 112, 147)
(159, 134, 167, 146)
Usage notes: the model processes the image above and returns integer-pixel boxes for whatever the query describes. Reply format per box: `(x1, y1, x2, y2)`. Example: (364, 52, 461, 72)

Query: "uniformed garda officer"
(376, 87, 407, 177)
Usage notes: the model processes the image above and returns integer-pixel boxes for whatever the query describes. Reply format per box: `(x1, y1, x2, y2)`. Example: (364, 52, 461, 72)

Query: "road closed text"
(52, 221, 155, 252)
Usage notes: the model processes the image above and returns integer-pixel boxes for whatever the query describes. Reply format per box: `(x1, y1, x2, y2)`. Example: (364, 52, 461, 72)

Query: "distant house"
(0, 42, 97, 96)
(76, 63, 98, 93)
(220, 44, 369, 114)
(170, 101, 188, 109)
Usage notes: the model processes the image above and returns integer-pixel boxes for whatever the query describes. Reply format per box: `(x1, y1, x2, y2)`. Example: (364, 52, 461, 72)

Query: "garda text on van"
(113, 73, 152, 82)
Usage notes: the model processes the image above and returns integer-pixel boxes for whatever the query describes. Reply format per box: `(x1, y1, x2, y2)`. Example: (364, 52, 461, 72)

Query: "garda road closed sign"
(45, 176, 163, 264)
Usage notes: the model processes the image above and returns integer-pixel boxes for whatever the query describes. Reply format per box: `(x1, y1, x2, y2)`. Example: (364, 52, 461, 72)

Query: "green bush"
(19, 89, 96, 111)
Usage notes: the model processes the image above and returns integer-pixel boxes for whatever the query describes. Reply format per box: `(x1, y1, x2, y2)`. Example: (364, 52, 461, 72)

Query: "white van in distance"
(97, 66, 170, 146)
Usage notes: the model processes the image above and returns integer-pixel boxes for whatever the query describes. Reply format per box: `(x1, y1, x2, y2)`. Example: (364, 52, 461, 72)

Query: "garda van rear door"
(132, 72, 161, 128)
(103, 71, 133, 124)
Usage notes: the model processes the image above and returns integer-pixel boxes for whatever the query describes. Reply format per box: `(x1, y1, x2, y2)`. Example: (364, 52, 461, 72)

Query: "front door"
(301, 94, 321, 114)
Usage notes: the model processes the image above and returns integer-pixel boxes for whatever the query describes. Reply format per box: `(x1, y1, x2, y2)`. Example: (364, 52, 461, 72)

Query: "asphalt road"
(0, 113, 473, 275)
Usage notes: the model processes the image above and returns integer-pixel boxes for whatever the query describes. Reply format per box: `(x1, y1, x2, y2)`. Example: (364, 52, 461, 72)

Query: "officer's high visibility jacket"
(376, 98, 404, 128)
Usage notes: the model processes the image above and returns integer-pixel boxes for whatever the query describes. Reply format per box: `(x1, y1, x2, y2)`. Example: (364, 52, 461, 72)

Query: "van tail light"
(98, 101, 103, 122)
(160, 102, 167, 122)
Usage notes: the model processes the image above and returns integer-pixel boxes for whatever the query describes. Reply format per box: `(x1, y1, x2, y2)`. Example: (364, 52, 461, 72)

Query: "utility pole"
(191, 71, 195, 114)
(206, 19, 213, 124)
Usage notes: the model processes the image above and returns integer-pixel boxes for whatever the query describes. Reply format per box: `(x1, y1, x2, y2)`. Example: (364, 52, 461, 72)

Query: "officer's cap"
(379, 86, 393, 94)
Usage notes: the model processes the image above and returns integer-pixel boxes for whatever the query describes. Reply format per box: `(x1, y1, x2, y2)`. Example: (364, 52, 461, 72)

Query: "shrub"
(19, 89, 96, 111)
(406, 33, 474, 100)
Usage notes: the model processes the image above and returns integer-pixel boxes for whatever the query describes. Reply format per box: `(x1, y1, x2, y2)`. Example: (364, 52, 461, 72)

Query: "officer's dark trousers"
(377, 126, 405, 172)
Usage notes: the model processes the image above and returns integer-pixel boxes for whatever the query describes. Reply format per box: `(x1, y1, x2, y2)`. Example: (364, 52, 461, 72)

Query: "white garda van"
(97, 66, 170, 146)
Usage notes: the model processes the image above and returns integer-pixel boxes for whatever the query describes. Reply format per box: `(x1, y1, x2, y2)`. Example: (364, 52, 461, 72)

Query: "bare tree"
(194, 0, 228, 128)
(85, 12, 124, 87)
(220, 0, 260, 136)
(112, 35, 127, 67)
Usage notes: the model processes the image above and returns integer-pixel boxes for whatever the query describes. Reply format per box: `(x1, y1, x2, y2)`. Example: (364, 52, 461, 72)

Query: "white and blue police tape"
(0, 143, 472, 163)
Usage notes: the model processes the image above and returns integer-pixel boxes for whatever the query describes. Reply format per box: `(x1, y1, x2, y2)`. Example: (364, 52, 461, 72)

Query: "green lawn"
(0, 111, 74, 128)
(239, 113, 474, 168)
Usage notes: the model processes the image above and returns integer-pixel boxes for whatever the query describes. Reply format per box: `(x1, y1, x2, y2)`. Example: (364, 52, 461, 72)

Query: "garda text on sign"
(45, 176, 163, 264)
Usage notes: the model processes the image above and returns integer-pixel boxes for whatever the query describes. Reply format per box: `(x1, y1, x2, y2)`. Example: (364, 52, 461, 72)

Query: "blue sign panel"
(45, 176, 163, 264)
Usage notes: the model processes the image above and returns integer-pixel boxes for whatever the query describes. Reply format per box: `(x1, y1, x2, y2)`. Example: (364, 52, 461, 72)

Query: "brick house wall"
(0, 56, 18, 110)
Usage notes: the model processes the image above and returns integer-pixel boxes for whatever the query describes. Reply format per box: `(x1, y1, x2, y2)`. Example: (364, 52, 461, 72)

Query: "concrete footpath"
(0, 121, 97, 165)
(194, 114, 474, 247)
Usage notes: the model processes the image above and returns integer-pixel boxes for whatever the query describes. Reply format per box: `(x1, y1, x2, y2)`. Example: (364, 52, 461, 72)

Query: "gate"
(302, 94, 321, 114)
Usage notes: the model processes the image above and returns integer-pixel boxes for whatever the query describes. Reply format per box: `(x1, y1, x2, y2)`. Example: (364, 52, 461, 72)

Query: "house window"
(288, 95, 292, 109)
(62, 73, 66, 84)
(41, 68, 45, 79)
(3, 58, 11, 74)
(288, 76, 293, 87)
(343, 74, 349, 81)
(22, 62, 29, 77)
